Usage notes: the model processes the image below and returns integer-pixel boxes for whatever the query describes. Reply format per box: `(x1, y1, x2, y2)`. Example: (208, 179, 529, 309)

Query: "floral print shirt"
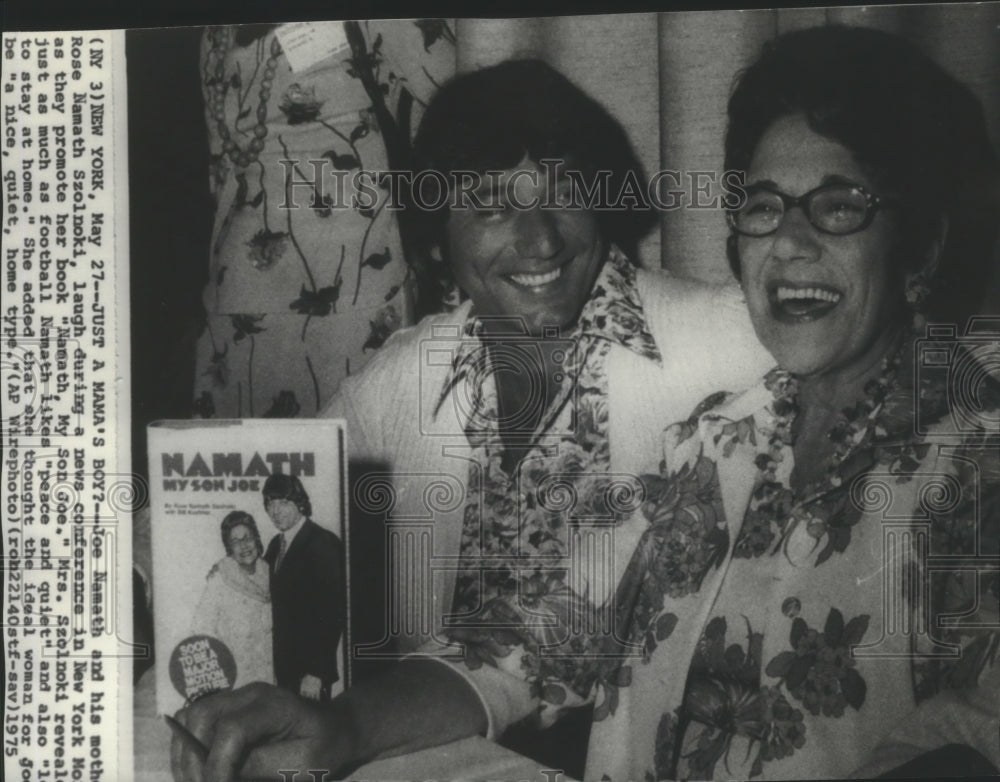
(451, 334, 1000, 781)
(445, 246, 662, 713)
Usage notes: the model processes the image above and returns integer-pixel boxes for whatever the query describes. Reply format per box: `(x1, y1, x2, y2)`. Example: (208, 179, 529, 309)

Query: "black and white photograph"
(144, 419, 347, 723)
(3, 3, 1000, 781)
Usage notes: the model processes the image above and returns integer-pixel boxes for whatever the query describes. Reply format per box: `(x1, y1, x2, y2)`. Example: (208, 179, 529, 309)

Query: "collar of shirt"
(699, 332, 969, 510)
(433, 246, 662, 417)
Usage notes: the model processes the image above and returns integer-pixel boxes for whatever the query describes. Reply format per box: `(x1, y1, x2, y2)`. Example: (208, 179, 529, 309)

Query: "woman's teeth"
(775, 285, 842, 304)
(510, 267, 562, 287)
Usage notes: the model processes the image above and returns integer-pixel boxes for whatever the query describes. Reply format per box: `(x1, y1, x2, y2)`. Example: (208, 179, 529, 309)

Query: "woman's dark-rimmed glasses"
(728, 182, 896, 237)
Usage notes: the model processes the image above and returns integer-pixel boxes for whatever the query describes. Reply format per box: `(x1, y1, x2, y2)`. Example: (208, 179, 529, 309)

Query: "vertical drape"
(448, 4, 1000, 296)
(657, 10, 773, 281)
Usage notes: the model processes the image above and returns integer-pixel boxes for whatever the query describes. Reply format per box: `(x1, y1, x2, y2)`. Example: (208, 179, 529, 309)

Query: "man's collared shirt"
(441, 247, 662, 625)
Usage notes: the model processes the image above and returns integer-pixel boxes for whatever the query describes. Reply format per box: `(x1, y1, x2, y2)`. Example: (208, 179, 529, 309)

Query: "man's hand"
(170, 660, 488, 782)
(169, 683, 355, 782)
(299, 674, 323, 701)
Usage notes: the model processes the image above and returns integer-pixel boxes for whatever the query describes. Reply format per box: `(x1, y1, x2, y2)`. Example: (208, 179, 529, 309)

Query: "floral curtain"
(192, 20, 455, 419)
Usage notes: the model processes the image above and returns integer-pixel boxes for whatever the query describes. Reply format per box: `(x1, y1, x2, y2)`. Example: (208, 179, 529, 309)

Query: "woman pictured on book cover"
(189, 510, 275, 688)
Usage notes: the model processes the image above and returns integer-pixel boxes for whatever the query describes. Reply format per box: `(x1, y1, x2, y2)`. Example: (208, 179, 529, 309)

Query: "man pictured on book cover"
(261, 474, 345, 700)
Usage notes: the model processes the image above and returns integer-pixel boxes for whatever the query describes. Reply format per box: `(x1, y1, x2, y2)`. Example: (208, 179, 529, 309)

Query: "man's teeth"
(510, 268, 562, 286)
(775, 286, 842, 304)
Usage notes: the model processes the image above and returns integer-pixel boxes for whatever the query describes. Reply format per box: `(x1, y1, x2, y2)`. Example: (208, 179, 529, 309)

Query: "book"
(147, 418, 348, 715)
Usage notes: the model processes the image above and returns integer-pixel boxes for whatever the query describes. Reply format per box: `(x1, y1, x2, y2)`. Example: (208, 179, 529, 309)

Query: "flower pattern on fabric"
(765, 609, 870, 717)
(277, 83, 324, 124)
(638, 456, 729, 601)
(193, 21, 454, 418)
(445, 248, 660, 716)
(756, 686, 806, 768)
(246, 229, 289, 270)
(446, 332, 1000, 782)
(729, 345, 906, 564)
(669, 339, 998, 780)
(665, 609, 867, 778)
(610, 457, 729, 665)
(677, 616, 769, 778)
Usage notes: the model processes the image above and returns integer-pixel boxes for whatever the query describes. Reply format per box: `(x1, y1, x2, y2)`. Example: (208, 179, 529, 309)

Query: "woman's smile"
(738, 114, 901, 378)
(769, 281, 844, 322)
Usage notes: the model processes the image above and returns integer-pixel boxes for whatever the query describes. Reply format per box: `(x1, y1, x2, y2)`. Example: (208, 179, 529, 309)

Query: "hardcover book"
(147, 418, 348, 715)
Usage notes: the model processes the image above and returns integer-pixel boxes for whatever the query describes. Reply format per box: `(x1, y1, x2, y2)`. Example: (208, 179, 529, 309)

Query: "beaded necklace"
(205, 26, 282, 170)
(743, 335, 908, 562)
(802, 340, 904, 491)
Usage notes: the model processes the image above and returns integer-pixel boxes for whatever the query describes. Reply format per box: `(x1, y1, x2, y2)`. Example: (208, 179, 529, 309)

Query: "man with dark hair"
(262, 474, 345, 700)
(172, 59, 772, 781)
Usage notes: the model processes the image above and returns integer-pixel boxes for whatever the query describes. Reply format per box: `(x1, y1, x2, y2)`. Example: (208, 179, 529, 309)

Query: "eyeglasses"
(727, 182, 896, 237)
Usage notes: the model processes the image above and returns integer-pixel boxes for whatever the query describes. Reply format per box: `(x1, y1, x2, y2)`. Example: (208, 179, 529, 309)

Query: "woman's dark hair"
(406, 58, 656, 316)
(262, 473, 312, 518)
(220, 510, 264, 557)
(725, 25, 1000, 324)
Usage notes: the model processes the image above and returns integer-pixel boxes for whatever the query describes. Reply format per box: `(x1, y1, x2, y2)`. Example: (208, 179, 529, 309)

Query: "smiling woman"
(189, 511, 273, 690)
(724, 24, 1000, 330)
(735, 113, 903, 383)
(601, 24, 1000, 781)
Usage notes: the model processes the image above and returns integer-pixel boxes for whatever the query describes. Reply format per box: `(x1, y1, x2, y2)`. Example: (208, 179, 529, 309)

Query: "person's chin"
(764, 325, 842, 376)
(777, 346, 846, 377)
(500, 292, 574, 334)
(521, 306, 579, 337)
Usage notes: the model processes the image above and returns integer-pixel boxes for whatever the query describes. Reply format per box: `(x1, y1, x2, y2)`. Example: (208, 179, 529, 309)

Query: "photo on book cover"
(146, 418, 348, 716)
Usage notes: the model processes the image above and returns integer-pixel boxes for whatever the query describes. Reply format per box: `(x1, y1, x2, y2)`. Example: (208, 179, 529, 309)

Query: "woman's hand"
(169, 683, 355, 782)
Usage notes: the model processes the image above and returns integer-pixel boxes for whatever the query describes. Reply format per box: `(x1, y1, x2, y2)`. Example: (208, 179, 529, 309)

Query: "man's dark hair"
(725, 25, 999, 324)
(262, 474, 312, 518)
(407, 58, 656, 316)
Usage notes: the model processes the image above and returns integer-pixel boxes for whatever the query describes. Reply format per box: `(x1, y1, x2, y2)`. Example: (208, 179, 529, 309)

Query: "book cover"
(147, 418, 348, 715)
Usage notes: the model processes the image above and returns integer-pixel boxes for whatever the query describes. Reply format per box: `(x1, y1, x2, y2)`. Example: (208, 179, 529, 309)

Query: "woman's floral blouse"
(192, 21, 455, 419)
(448, 337, 1000, 781)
